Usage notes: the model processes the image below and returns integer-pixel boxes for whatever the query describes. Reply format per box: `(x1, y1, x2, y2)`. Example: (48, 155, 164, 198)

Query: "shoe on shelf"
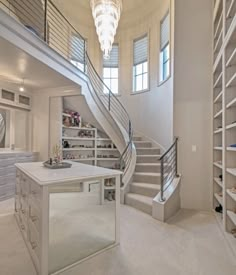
(229, 144, 236, 148)
(230, 187, 236, 194)
(107, 191, 113, 201)
(219, 174, 223, 181)
(112, 191, 116, 200)
(215, 204, 222, 213)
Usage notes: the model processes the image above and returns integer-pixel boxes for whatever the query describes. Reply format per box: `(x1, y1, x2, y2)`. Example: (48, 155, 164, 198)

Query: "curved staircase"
(125, 134, 162, 215)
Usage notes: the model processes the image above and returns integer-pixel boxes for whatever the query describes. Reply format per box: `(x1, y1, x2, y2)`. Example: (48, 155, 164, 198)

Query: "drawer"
(18, 216, 28, 241)
(15, 182, 20, 195)
(29, 220, 40, 259)
(30, 180, 42, 201)
(20, 177, 29, 197)
(0, 184, 15, 201)
(29, 204, 40, 234)
(15, 195, 21, 213)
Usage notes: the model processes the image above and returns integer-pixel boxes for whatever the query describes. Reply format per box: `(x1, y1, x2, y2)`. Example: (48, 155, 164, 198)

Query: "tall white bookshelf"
(213, 0, 236, 251)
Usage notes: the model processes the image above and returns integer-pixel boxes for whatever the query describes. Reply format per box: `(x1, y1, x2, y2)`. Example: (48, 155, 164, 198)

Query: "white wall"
(173, 0, 212, 210)
(53, 0, 174, 149)
(32, 86, 80, 160)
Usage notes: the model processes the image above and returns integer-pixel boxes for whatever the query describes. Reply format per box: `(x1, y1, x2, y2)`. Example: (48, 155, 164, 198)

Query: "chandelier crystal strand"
(90, 0, 122, 59)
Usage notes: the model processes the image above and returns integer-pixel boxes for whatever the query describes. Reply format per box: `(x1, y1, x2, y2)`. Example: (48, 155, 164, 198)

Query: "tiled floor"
(0, 199, 236, 275)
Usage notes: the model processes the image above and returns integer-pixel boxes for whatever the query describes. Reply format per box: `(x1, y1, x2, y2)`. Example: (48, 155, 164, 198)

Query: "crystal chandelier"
(90, 0, 122, 59)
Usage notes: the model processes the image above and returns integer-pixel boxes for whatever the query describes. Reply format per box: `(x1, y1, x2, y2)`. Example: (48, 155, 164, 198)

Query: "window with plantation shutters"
(160, 12, 170, 83)
(133, 35, 148, 66)
(103, 44, 119, 94)
(70, 34, 86, 72)
(133, 34, 149, 92)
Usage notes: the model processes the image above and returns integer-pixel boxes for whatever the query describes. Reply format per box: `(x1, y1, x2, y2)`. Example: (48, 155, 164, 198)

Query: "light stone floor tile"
(0, 199, 236, 275)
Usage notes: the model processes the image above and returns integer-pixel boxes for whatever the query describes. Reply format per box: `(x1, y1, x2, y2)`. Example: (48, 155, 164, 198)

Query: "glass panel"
(2, 89, 15, 101)
(159, 51, 164, 82)
(163, 61, 169, 81)
(136, 63, 143, 75)
(19, 95, 30, 106)
(111, 79, 118, 94)
(143, 62, 148, 73)
(163, 44, 170, 63)
(0, 108, 10, 149)
(143, 73, 148, 90)
(48, 179, 116, 274)
(136, 75, 143, 91)
(111, 68, 118, 78)
(103, 79, 111, 94)
(103, 67, 111, 78)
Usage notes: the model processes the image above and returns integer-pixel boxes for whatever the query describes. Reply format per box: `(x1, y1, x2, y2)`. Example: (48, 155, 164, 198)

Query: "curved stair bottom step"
(125, 193, 153, 215)
(130, 182, 160, 197)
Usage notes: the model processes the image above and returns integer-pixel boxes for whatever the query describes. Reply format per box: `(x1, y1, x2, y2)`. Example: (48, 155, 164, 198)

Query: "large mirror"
(0, 110, 6, 148)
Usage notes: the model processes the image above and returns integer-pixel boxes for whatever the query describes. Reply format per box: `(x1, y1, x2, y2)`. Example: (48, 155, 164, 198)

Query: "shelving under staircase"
(125, 135, 161, 215)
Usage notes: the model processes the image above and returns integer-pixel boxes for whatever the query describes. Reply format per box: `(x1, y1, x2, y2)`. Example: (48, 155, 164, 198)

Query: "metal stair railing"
(159, 137, 179, 202)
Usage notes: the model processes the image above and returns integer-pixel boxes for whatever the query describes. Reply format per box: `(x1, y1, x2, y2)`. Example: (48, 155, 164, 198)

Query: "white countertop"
(0, 150, 37, 155)
(15, 161, 122, 186)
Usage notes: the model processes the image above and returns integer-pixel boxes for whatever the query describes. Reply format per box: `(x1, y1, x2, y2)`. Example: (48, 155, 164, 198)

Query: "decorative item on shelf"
(63, 116, 71, 127)
(62, 140, 70, 148)
(63, 110, 81, 127)
(44, 145, 71, 169)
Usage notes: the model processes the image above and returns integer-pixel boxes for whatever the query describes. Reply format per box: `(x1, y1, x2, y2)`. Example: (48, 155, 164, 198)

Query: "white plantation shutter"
(133, 35, 148, 66)
(103, 44, 119, 68)
(161, 12, 170, 49)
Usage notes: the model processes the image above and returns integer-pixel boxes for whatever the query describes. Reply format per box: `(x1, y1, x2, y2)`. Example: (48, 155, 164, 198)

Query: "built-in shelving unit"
(61, 112, 120, 169)
(212, 0, 236, 250)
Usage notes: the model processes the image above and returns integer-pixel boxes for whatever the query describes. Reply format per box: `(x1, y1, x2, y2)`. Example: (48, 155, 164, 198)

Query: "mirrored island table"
(14, 161, 122, 275)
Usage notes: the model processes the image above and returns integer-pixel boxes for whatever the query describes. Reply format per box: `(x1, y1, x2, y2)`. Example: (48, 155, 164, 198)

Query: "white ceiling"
(70, 0, 151, 12)
(0, 37, 75, 91)
(53, 0, 160, 28)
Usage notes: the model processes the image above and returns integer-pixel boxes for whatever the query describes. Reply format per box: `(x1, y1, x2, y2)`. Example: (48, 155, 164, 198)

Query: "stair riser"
(137, 156, 160, 163)
(134, 174, 161, 185)
(133, 136, 142, 141)
(137, 148, 160, 155)
(125, 195, 152, 215)
(130, 185, 159, 197)
(134, 142, 152, 148)
(135, 165, 161, 173)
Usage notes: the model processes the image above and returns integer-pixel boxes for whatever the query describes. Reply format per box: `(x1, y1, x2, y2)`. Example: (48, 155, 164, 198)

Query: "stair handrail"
(159, 137, 179, 202)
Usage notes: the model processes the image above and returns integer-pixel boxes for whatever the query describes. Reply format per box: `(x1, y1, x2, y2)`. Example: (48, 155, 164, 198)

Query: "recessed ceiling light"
(19, 86, 24, 92)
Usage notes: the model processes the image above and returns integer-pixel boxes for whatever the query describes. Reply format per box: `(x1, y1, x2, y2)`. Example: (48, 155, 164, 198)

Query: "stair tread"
(136, 163, 161, 166)
(134, 172, 161, 176)
(131, 182, 160, 190)
(126, 193, 153, 206)
(137, 154, 161, 157)
(137, 147, 160, 150)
